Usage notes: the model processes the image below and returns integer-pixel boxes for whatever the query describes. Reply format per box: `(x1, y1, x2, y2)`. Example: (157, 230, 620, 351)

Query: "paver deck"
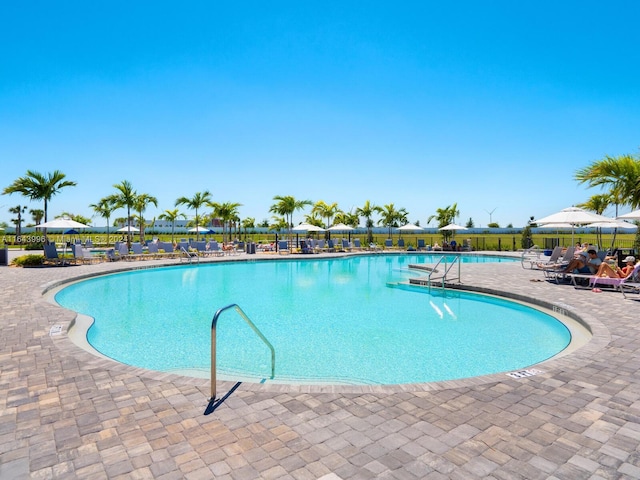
(1, 251, 639, 479)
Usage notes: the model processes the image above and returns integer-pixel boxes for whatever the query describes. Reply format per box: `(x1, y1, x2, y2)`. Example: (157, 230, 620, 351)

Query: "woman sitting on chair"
(595, 256, 636, 278)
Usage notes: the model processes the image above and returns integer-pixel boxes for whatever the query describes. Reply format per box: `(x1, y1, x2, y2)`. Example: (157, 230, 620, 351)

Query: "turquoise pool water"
(55, 254, 571, 385)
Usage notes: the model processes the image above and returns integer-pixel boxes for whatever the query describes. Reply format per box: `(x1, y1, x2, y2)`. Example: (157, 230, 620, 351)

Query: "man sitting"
(562, 249, 602, 274)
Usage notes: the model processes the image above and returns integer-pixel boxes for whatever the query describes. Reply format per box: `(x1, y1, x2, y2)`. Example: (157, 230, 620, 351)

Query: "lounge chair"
(397, 239, 405, 250)
(147, 242, 160, 259)
(207, 241, 225, 257)
(130, 242, 146, 260)
(541, 246, 576, 281)
(417, 239, 426, 251)
(384, 239, 393, 249)
(341, 239, 352, 252)
(523, 246, 561, 270)
(44, 243, 66, 266)
(180, 246, 200, 263)
(72, 244, 101, 264)
(299, 240, 314, 254)
(587, 263, 640, 296)
(278, 240, 290, 254)
(353, 239, 363, 251)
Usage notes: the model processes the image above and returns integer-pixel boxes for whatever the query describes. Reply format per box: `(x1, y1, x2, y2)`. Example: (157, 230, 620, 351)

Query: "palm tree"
(575, 154, 640, 212)
(2, 170, 77, 235)
(269, 216, 289, 233)
(105, 180, 137, 247)
(376, 203, 408, 239)
(158, 209, 185, 244)
(175, 191, 212, 241)
(133, 193, 158, 244)
(577, 193, 617, 251)
(356, 200, 377, 243)
(210, 201, 242, 242)
(312, 200, 340, 228)
(9, 205, 27, 238)
(428, 203, 460, 241)
(269, 195, 312, 240)
(90, 197, 117, 243)
(241, 217, 255, 240)
(29, 208, 44, 226)
(334, 210, 359, 228)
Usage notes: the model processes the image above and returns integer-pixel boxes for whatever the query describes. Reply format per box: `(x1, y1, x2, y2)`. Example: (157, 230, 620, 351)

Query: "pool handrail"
(409, 255, 461, 288)
(210, 304, 275, 401)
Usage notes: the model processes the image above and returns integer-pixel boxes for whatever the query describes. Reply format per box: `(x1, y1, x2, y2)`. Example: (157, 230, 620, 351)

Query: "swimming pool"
(56, 254, 572, 385)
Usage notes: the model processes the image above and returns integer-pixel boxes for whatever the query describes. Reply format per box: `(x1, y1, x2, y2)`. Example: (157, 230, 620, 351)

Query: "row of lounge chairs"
(528, 245, 640, 298)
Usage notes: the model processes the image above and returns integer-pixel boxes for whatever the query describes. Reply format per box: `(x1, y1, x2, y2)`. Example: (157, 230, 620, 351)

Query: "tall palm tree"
(356, 200, 377, 243)
(2, 170, 77, 235)
(29, 208, 44, 226)
(575, 154, 640, 212)
(210, 201, 242, 242)
(241, 217, 255, 240)
(90, 197, 117, 243)
(175, 191, 212, 241)
(312, 200, 340, 228)
(133, 193, 158, 244)
(334, 211, 359, 228)
(9, 205, 27, 238)
(158, 208, 185, 244)
(428, 203, 460, 241)
(376, 203, 408, 239)
(105, 180, 137, 247)
(269, 195, 312, 239)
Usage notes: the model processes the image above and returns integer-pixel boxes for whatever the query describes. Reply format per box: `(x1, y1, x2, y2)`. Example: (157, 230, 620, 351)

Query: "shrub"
(11, 254, 45, 267)
(25, 242, 46, 251)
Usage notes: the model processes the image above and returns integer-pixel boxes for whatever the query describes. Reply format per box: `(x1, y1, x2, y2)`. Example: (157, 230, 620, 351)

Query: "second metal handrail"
(210, 304, 275, 401)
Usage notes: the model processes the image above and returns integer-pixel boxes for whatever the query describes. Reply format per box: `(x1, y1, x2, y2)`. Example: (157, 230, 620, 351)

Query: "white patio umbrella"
(396, 223, 424, 232)
(328, 222, 355, 241)
(617, 209, 640, 221)
(439, 223, 468, 231)
(116, 225, 140, 233)
(327, 223, 355, 231)
(292, 223, 326, 232)
(585, 220, 637, 252)
(35, 218, 91, 230)
(188, 226, 210, 233)
(534, 207, 614, 244)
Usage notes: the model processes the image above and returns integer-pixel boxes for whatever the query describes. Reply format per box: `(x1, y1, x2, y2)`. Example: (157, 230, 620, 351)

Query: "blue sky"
(1, 1, 639, 229)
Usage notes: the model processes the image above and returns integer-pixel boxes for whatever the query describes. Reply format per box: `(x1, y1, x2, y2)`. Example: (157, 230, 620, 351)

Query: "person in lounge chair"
(594, 256, 636, 279)
(561, 249, 602, 274)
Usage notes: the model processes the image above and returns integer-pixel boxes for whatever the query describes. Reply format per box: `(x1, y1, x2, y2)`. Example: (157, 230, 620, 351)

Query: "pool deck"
(1, 250, 640, 479)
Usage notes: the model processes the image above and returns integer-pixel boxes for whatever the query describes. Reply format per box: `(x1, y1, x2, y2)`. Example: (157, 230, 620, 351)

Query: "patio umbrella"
(585, 220, 637, 251)
(35, 218, 91, 230)
(116, 225, 140, 233)
(396, 223, 423, 239)
(617, 209, 640, 220)
(397, 223, 423, 232)
(292, 223, 326, 232)
(328, 222, 355, 240)
(439, 223, 468, 231)
(188, 226, 210, 233)
(534, 207, 614, 244)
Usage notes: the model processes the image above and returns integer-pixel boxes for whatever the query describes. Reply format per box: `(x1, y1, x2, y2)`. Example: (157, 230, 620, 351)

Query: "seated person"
(432, 242, 442, 251)
(595, 256, 636, 278)
(561, 249, 602, 274)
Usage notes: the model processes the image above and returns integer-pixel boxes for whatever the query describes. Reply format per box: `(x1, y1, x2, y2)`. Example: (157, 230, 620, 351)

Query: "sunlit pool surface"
(55, 254, 571, 385)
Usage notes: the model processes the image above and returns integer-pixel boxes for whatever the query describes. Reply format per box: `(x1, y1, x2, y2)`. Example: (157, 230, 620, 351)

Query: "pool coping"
(44, 252, 609, 396)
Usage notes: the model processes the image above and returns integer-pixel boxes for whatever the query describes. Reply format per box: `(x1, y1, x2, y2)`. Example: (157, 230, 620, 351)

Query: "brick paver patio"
(1, 251, 639, 479)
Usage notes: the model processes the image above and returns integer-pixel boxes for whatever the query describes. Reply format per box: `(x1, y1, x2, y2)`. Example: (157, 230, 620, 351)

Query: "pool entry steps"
(209, 304, 275, 403)
(408, 255, 461, 288)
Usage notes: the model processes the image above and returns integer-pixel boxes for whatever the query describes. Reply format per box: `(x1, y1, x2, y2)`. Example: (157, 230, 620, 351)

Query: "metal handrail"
(419, 255, 461, 288)
(210, 304, 275, 401)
